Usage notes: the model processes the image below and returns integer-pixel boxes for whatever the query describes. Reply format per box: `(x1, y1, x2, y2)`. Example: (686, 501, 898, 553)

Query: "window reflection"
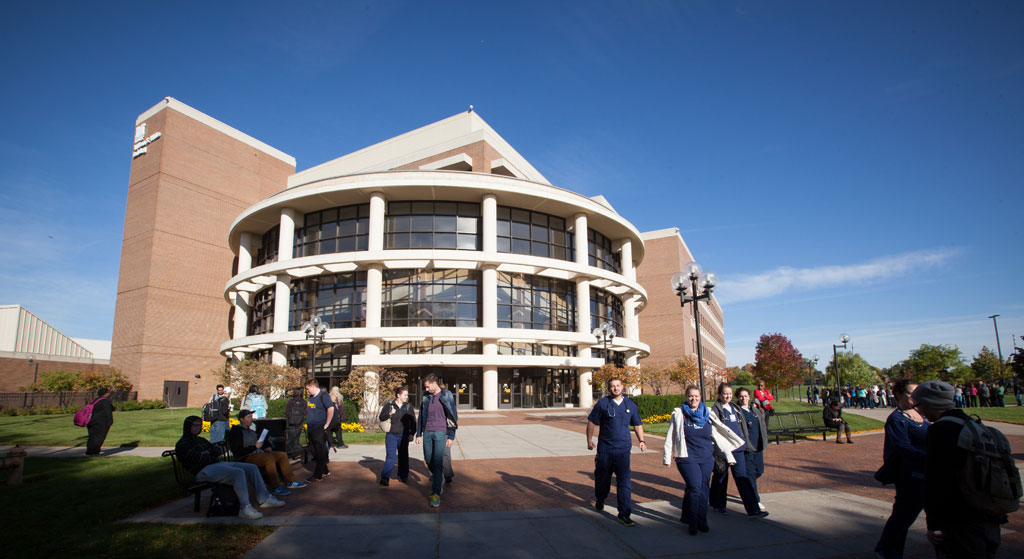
(290, 272, 368, 330)
(382, 269, 480, 327)
(497, 272, 576, 331)
(385, 201, 480, 250)
(295, 204, 370, 257)
(496, 206, 574, 261)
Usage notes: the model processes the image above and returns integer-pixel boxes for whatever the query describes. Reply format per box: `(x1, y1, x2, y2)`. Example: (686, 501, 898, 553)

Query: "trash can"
(253, 418, 287, 452)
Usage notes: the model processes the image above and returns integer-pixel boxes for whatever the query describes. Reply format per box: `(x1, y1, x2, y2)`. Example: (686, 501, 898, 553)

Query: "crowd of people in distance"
(812, 377, 1023, 411)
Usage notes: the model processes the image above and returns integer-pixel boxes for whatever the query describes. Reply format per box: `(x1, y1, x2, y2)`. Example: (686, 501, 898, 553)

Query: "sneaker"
(273, 486, 291, 496)
(260, 496, 286, 508)
(429, 494, 441, 507)
(323, 471, 331, 477)
(618, 516, 636, 527)
(380, 477, 390, 486)
(688, 524, 698, 536)
(305, 476, 321, 484)
(445, 477, 453, 485)
(339, 444, 349, 449)
(595, 500, 604, 512)
(758, 502, 767, 512)
(847, 439, 854, 444)
(286, 481, 308, 489)
(747, 511, 769, 519)
(239, 505, 263, 520)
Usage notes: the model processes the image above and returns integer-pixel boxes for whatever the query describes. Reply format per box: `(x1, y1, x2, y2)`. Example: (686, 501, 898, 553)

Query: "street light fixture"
(671, 261, 718, 400)
(989, 315, 1006, 389)
(27, 355, 39, 407)
(833, 333, 850, 395)
(301, 316, 329, 381)
(592, 322, 615, 365)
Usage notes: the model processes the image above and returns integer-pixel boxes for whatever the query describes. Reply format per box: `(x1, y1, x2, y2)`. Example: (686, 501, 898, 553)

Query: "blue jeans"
(196, 461, 271, 507)
(709, 449, 761, 515)
(744, 450, 764, 502)
(594, 451, 632, 519)
(422, 431, 447, 496)
(381, 433, 407, 480)
(676, 457, 713, 528)
(875, 476, 925, 558)
(209, 420, 227, 444)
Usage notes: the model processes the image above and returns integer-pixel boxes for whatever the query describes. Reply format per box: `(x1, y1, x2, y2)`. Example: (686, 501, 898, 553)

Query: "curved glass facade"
(255, 225, 279, 267)
(248, 286, 275, 336)
(588, 228, 621, 274)
(496, 206, 574, 261)
(385, 201, 480, 250)
(497, 272, 577, 331)
(590, 287, 624, 336)
(382, 269, 481, 327)
(289, 272, 367, 330)
(295, 204, 370, 257)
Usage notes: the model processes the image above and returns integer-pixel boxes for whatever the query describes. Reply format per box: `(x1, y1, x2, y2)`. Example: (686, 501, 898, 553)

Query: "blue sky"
(1, 1, 1021, 369)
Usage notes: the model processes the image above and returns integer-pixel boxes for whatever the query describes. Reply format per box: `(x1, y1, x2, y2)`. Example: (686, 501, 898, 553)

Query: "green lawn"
(962, 404, 1024, 425)
(0, 456, 273, 558)
(643, 400, 884, 436)
(0, 408, 386, 447)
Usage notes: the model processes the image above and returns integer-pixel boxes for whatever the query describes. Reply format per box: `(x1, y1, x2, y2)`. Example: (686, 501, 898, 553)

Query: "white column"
(482, 194, 497, 254)
(482, 265, 497, 330)
(279, 208, 300, 261)
(366, 264, 382, 329)
(238, 232, 255, 274)
(576, 279, 591, 336)
(273, 274, 291, 334)
(574, 213, 589, 266)
(578, 368, 594, 410)
(369, 192, 386, 252)
(232, 292, 250, 340)
(272, 343, 287, 366)
(618, 239, 635, 282)
(623, 294, 639, 341)
(483, 340, 497, 411)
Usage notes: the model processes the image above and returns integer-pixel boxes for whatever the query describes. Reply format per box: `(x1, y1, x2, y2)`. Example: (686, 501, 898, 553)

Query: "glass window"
(497, 272, 577, 331)
(497, 342, 578, 357)
(294, 204, 370, 258)
(385, 201, 481, 250)
(255, 225, 280, 267)
(383, 269, 481, 327)
(588, 228, 621, 273)
(497, 206, 575, 262)
(590, 287, 624, 336)
(248, 286, 275, 336)
(382, 341, 482, 355)
(289, 272, 368, 330)
(287, 342, 364, 389)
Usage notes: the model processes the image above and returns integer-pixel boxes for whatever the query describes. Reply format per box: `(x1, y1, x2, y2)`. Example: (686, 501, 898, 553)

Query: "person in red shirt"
(754, 381, 774, 415)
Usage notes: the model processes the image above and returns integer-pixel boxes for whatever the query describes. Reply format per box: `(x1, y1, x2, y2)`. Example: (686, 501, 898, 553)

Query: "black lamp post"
(833, 333, 850, 395)
(27, 355, 39, 407)
(593, 322, 615, 365)
(989, 315, 1006, 389)
(301, 316, 329, 381)
(671, 261, 718, 401)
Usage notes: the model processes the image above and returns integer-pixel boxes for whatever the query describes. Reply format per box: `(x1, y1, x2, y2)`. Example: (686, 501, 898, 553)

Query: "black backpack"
(286, 399, 307, 427)
(207, 485, 240, 517)
(201, 397, 217, 422)
(937, 415, 1022, 517)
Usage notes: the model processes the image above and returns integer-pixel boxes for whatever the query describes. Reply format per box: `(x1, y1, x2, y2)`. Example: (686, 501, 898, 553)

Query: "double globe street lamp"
(302, 315, 330, 379)
(832, 333, 850, 393)
(671, 261, 718, 400)
(593, 322, 616, 365)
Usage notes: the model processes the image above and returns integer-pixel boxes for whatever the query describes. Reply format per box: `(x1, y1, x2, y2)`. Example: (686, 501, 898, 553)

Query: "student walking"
(735, 387, 768, 512)
(415, 374, 458, 507)
(85, 387, 114, 456)
(709, 383, 768, 518)
(663, 385, 745, 535)
(378, 386, 416, 485)
(586, 377, 647, 527)
(303, 379, 334, 483)
(874, 379, 929, 559)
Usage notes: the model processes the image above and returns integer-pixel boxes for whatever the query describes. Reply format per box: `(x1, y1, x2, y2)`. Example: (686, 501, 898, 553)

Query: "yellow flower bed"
(201, 418, 240, 432)
(340, 422, 364, 433)
(642, 413, 671, 424)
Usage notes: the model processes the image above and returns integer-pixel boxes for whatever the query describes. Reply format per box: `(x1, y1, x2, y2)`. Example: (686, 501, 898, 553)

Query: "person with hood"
(284, 387, 307, 457)
(663, 385, 746, 535)
(85, 387, 114, 456)
(174, 415, 285, 520)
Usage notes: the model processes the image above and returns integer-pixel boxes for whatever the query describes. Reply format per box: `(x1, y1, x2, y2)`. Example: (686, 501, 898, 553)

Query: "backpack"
(207, 484, 240, 517)
(286, 399, 306, 427)
(73, 398, 100, 427)
(201, 398, 217, 422)
(937, 415, 1022, 516)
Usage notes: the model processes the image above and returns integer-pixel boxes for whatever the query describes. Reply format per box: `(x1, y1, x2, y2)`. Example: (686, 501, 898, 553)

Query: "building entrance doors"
(163, 381, 188, 408)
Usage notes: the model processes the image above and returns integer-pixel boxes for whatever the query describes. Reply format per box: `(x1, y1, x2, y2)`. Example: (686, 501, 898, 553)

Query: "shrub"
(263, 396, 359, 420)
(631, 394, 686, 419)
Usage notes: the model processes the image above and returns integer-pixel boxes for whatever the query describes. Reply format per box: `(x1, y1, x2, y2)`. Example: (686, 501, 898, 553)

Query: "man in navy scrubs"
(586, 377, 647, 527)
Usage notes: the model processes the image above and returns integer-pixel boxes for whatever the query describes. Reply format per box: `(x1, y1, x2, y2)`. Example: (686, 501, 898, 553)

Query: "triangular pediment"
(288, 111, 549, 188)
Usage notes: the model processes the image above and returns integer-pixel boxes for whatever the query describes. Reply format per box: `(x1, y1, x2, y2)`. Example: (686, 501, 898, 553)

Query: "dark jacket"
(416, 389, 458, 440)
(227, 424, 272, 459)
(822, 405, 846, 426)
(174, 416, 221, 475)
(738, 404, 768, 452)
(379, 399, 416, 436)
(285, 396, 307, 427)
(90, 397, 114, 427)
(711, 401, 750, 443)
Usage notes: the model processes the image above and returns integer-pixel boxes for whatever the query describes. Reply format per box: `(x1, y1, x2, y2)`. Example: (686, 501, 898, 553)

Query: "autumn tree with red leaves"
(752, 333, 804, 390)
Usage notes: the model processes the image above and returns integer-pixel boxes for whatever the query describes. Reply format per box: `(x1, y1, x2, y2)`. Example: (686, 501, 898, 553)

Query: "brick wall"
(0, 355, 110, 392)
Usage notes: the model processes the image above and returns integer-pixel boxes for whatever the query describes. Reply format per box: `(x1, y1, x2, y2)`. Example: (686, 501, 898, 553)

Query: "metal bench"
(162, 441, 233, 514)
(766, 410, 828, 444)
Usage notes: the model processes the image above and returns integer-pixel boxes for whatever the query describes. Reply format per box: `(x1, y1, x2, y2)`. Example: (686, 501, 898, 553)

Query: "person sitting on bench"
(228, 409, 307, 496)
(822, 399, 853, 444)
(175, 415, 285, 519)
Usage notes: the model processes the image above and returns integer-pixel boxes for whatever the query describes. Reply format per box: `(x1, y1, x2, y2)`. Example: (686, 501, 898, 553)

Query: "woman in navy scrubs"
(663, 386, 716, 535)
(736, 387, 768, 512)
(710, 383, 769, 518)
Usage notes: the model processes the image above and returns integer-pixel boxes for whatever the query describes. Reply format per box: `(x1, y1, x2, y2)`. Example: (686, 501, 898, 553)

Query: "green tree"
(731, 366, 755, 386)
(1009, 347, 1024, 379)
(339, 367, 408, 429)
(901, 344, 965, 382)
(639, 363, 674, 395)
(970, 346, 1002, 382)
(824, 352, 880, 387)
(752, 333, 804, 390)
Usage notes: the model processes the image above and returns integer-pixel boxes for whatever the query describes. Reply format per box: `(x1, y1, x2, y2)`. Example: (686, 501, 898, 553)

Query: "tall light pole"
(989, 315, 1006, 389)
(593, 322, 615, 365)
(833, 334, 850, 395)
(301, 316, 329, 381)
(671, 261, 718, 401)
(27, 355, 39, 407)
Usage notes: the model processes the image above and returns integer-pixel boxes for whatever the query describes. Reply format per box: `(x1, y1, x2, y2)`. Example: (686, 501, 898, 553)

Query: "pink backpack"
(73, 398, 101, 427)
